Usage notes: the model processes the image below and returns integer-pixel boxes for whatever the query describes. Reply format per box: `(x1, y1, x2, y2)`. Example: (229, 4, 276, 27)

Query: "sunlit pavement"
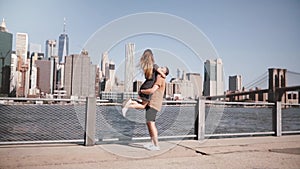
(0, 135, 299, 169)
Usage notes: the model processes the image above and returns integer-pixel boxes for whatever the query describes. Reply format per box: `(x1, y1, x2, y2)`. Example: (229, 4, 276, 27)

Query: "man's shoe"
(146, 145, 160, 151)
(143, 143, 153, 149)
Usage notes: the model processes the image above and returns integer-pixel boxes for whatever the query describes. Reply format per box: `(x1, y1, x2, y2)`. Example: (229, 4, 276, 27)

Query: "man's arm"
(140, 75, 164, 94)
(156, 67, 166, 78)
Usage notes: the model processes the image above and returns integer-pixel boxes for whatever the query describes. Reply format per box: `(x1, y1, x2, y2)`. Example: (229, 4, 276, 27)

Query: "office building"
(16, 32, 28, 64)
(36, 60, 52, 94)
(49, 56, 58, 94)
(104, 60, 115, 91)
(0, 18, 13, 96)
(102, 60, 116, 92)
(15, 32, 30, 97)
(229, 75, 242, 91)
(56, 63, 65, 89)
(186, 73, 203, 98)
(168, 76, 194, 100)
(28, 53, 39, 96)
(124, 43, 135, 92)
(165, 82, 174, 99)
(101, 51, 109, 78)
(58, 18, 69, 63)
(64, 50, 96, 98)
(203, 58, 224, 96)
(10, 52, 17, 95)
(56, 19, 69, 89)
(45, 40, 57, 59)
(177, 68, 182, 79)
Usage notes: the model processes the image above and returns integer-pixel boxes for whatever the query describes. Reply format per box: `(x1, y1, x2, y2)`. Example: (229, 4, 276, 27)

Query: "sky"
(1, 0, 300, 90)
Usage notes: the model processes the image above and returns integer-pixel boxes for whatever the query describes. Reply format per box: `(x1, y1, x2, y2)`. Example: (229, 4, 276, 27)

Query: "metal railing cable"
(0, 98, 299, 145)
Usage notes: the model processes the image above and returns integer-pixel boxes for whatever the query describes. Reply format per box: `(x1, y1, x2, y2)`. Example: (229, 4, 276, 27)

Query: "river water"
(0, 104, 299, 142)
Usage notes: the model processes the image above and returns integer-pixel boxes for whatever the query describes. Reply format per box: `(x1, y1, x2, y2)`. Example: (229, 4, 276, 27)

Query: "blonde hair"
(140, 49, 154, 79)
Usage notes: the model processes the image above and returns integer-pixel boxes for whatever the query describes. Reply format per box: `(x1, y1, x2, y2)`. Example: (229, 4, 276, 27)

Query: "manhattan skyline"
(1, 0, 299, 89)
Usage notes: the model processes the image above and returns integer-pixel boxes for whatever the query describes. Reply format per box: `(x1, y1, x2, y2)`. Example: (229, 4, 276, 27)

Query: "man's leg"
(147, 121, 158, 146)
(145, 107, 159, 149)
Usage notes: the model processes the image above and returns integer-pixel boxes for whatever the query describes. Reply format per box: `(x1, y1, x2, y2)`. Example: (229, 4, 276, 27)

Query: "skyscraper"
(16, 32, 28, 64)
(57, 18, 69, 89)
(229, 75, 242, 91)
(16, 32, 29, 97)
(28, 52, 39, 96)
(10, 52, 17, 95)
(0, 18, 12, 96)
(203, 58, 224, 96)
(64, 50, 96, 98)
(50, 56, 58, 94)
(186, 73, 203, 98)
(101, 51, 109, 78)
(106, 61, 115, 91)
(124, 43, 135, 92)
(45, 40, 57, 59)
(58, 18, 69, 63)
(35, 59, 52, 94)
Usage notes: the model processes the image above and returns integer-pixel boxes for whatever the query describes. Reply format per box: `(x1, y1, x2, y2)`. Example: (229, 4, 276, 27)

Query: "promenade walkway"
(0, 135, 299, 169)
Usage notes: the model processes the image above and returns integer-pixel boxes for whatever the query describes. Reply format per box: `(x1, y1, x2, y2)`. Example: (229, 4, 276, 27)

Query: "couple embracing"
(122, 49, 169, 151)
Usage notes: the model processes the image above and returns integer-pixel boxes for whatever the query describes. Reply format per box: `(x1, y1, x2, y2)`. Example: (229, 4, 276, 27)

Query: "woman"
(122, 49, 166, 115)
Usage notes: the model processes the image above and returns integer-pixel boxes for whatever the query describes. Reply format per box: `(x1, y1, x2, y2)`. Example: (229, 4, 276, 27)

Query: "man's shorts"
(145, 106, 158, 122)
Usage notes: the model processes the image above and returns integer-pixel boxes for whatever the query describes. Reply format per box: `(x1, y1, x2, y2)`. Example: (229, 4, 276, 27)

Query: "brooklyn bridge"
(207, 68, 300, 104)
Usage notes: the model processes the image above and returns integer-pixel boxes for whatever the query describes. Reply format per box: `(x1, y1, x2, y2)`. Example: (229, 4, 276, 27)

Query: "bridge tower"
(268, 68, 287, 102)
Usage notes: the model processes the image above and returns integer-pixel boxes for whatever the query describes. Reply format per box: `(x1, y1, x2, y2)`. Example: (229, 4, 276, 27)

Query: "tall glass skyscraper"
(229, 75, 242, 91)
(58, 18, 69, 63)
(56, 18, 69, 89)
(203, 58, 224, 96)
(0, 18, 12, 96)
(124, 43, 135, 92)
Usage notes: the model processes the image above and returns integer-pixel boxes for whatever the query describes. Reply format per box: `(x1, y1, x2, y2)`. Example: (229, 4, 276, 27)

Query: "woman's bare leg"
(127, 100, 148, 109)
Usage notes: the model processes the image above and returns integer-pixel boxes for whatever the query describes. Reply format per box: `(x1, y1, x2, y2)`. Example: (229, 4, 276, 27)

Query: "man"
(140, 66, 169, 151)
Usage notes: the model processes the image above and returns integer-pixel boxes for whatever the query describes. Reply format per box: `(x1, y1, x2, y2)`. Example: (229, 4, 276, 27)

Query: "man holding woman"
(122, 49, 169, 151)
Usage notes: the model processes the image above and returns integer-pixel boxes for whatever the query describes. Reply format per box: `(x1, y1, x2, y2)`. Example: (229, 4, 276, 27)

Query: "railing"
(0, 97, 299, 145)
(202, 101, 276, 138)
(90, 99, 198, 145)
(202, 101, 300, 138)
